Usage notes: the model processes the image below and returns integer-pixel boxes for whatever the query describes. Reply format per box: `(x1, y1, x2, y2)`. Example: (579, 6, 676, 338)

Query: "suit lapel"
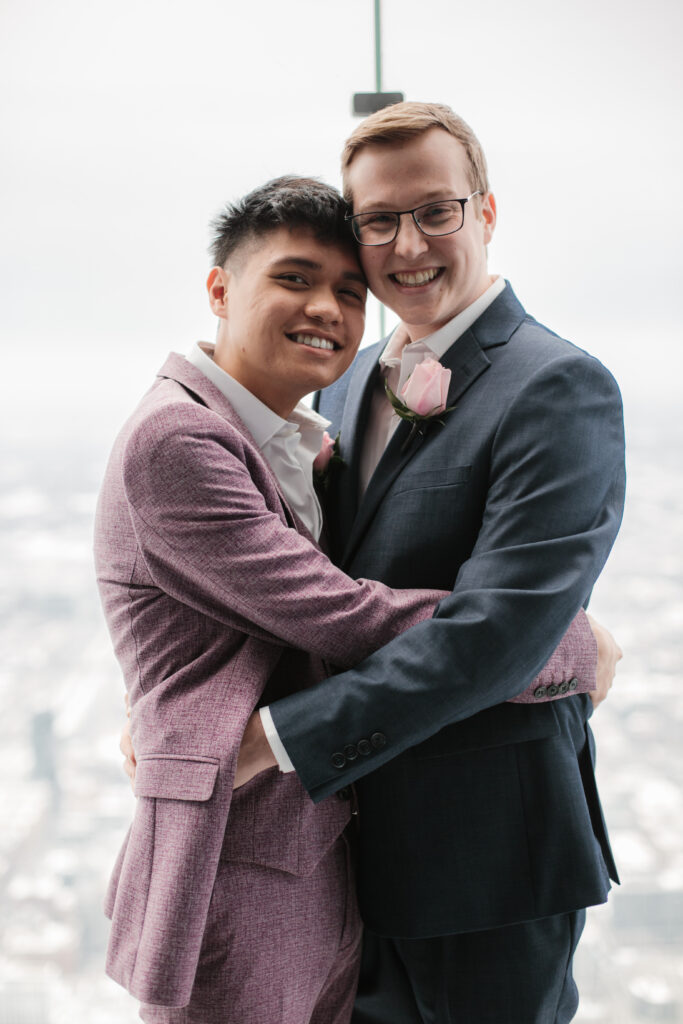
(340, 330, 492, 568)
(338, 283, 527, 568)
(157, 353, 309, 542)
(332, 343, 383, 546)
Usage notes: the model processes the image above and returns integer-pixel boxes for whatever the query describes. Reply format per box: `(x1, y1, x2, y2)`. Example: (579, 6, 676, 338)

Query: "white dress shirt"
(187, 342, 329, 773)
(187, 342, 329, 541)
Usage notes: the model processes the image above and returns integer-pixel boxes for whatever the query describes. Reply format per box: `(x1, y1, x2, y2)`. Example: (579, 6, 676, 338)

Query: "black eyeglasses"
(346, 192, 483, 246)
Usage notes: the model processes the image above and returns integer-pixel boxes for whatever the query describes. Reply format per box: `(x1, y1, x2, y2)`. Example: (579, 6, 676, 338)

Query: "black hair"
(210, 175, 355, 267)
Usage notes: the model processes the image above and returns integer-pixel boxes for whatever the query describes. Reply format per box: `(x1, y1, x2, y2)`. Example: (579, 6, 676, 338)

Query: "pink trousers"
(139, 833, 361, 1024)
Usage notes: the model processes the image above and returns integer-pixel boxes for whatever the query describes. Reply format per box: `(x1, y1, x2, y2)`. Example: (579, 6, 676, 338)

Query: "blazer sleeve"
(122, 404, 440, 667)
(269, 352, 625, 801)
(507, 608, 597, 703)
(123, 401, 595, 703)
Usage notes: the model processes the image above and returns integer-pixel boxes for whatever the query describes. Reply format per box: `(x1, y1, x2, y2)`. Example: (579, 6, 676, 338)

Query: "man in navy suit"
(238, 102, 626, 1022)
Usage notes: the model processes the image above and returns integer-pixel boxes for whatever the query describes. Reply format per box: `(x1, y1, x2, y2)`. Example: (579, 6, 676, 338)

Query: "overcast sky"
(2, 0, 681, 443)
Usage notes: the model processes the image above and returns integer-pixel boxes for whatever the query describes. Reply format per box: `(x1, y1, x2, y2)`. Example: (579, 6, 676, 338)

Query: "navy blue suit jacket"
(270, 283, 626, 937)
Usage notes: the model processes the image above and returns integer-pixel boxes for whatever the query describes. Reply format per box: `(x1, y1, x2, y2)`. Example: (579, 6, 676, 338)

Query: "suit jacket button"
(331, 752, 346, 769)
(344, 744, 358, 761)
(371, 732, 386, 749)
(559, 680, 569, 694)
(357, 739, 372, 756)
(533, 686, 547, 699)
(337, 787, 352, 801)
(568, 677, 578, 691)
(547, 684, 559, 697)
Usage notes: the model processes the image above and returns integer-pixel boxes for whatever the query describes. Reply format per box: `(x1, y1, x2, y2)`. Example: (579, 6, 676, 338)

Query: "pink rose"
(401, 358, 452, 417)
(313, 431, 336, 473)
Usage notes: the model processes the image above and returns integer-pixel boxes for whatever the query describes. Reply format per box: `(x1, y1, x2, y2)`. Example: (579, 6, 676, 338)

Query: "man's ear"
(481, 192, 497, 245)
(207, 266, 230, 320)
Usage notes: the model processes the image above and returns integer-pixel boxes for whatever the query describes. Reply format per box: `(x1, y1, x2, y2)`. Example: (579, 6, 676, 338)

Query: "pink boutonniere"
(385, 357, 455, 451)
(313, 431, 344, 489)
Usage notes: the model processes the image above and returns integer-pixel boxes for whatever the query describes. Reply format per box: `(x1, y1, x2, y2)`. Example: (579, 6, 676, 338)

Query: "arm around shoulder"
(123, 405, 441, 666)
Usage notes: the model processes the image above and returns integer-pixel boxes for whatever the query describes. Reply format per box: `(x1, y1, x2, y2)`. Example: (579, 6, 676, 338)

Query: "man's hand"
(233, 712, 278, 789)
(121, 693, 136, 791)
(120, 617, 619, 792)
(587, 614, 623, 708)
(119, 699, 276, 792)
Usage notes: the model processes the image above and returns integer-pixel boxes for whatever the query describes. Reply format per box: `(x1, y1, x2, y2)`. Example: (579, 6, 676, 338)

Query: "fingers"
(120, 694, 137, 791)
(590, 686, 606, 709)
(119, 715, 137, 792)
(590, 638, 623, 708)
(119, 720, 136, 763)
(585, 612, 624, 709)
(122, 748, 136, 793)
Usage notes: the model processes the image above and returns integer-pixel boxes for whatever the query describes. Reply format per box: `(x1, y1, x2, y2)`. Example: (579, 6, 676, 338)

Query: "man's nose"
(305, 290, 342, 323)
(392, 214, 430, 260)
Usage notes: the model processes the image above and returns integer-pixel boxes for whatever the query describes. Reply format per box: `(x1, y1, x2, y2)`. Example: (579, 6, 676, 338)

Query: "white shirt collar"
(379, 275, 506, 371)
(186, 341, 330, 449)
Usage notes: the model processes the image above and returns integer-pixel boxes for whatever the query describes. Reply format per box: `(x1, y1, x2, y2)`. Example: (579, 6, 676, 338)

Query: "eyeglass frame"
(345, 191, 484, 246)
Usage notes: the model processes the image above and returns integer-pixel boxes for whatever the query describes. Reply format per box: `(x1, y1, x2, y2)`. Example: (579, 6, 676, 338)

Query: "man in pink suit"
(97, 176, 608, 1023)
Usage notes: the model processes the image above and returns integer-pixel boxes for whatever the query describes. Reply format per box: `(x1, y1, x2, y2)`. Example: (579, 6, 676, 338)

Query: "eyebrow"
(356, 190, 456, 212)
(269, 256, 367, 287)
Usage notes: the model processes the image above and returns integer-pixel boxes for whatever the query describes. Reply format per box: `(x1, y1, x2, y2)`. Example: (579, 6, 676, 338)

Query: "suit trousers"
(139, 832, 362, 1024)
(351, 909, 586, 1024)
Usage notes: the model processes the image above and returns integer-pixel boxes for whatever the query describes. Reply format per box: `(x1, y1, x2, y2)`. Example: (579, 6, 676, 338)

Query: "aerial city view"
(1, 387, 681, 1022)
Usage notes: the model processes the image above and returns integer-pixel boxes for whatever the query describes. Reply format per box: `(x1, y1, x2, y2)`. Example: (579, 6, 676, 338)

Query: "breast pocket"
(392, 464, 471, 496)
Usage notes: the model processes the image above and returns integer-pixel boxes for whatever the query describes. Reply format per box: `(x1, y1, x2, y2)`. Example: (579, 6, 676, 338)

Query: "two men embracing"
(96, 102, 625, 1024)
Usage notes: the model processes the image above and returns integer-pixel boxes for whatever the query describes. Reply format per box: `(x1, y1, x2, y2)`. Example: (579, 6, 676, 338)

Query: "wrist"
(242, 712, 277, 772)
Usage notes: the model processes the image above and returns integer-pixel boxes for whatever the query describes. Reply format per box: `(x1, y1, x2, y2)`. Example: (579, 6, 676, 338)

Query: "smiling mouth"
(287, 333, 339, 351)
(390, 268, 443, 288)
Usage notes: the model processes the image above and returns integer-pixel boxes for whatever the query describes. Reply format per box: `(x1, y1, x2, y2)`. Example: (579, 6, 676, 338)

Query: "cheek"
(435, 240, 459, 268)
(253, 300, 289, 341)
(359, 251, 385, 287)
(350, 318, 366, 349)
(338, 347, 359, 377)
(345, 308, 366, 351)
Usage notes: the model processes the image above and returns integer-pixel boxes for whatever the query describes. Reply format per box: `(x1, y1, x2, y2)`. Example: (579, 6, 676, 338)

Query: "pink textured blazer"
(93, 354, 596, 1008)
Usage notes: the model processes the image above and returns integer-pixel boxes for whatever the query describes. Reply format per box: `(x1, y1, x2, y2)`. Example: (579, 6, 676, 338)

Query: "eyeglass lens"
(353, 200, 465, 244)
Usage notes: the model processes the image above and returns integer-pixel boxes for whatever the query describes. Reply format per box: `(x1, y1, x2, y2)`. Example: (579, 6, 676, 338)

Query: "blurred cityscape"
(1, 399, 681, 1022)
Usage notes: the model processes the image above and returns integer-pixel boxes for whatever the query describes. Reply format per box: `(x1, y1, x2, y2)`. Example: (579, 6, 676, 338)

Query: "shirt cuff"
(259, 706, 295, 773)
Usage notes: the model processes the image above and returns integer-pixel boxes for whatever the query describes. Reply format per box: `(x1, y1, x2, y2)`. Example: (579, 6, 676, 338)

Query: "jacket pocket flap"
(393, 464, 471, 496)
(414, 701, 560, 759)
(134, 754, 220, 802)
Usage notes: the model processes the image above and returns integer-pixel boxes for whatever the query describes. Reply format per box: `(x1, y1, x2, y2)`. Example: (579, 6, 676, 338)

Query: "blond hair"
(341, 101, 490, 201)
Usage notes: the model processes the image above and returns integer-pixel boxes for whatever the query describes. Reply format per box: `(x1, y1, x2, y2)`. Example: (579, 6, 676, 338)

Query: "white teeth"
(291, 334, 335, 351)
(393, 269, 440, 287)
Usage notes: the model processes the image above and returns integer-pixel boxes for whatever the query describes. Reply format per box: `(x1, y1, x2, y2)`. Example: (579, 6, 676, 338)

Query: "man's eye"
(423, 205, 449, 218)
(277, 273, 307, 285)
(420, 204, 455, 225)
(341, 288, 365, 303)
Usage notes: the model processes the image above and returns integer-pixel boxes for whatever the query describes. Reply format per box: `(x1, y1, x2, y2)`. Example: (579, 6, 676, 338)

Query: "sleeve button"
(533, 686, 547, 699)
(370, 732, 387, 749)
(357, 739, 372, 756)
(568, 677, 578, 691)
(331, 752, 346, 769)
(344, 744, 358, 761)
(547, 684, 559, 697)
